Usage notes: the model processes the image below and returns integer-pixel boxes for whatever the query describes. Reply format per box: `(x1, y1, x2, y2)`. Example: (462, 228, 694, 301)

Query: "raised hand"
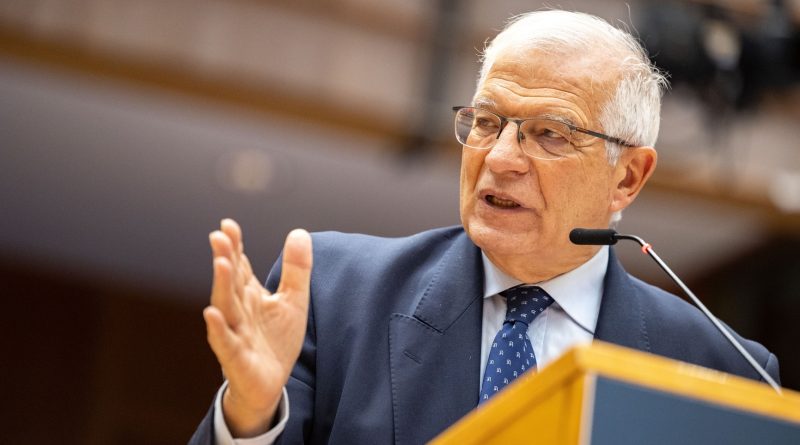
(203, 219, 312, 437)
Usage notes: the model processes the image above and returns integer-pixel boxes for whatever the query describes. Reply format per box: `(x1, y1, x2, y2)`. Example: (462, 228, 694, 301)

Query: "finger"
(240, 252, 255, 282)
(221, 218, 244, 255)
(203, 306, 242, 365)
(210, 230, 247, 300)
(234, 254, 251, 301)
(210, 256, 243, 328)
(210, 230, 235, 262)
(220, 220, 250, 299)
(277, 229, 313, 305)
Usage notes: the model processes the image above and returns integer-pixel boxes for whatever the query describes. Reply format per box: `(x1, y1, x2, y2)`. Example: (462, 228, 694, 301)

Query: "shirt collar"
(480, 247, 608, 335)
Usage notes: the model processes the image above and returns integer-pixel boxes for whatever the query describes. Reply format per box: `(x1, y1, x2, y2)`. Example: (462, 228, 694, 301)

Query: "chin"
(464, 220, 540, 256)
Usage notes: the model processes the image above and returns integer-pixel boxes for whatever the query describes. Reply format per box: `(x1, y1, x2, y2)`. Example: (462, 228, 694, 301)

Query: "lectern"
(430, 342, 800, 445)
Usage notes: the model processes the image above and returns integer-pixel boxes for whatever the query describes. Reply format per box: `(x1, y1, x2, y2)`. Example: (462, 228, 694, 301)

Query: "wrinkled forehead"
(476, 45, 622, 118)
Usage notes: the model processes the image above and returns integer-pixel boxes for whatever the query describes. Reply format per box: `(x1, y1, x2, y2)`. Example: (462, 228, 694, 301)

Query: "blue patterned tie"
(480, 285, 554, 403)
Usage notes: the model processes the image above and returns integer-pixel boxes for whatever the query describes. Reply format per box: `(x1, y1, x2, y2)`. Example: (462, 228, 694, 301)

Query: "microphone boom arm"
(614, 233, 782, 394)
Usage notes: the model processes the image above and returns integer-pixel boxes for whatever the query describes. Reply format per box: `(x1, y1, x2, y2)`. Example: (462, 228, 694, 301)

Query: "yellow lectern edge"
(577, 373, 597, 445)
(573, 341, 800, 424)
(431, 342, 800, 445)
(428, 352, 589, 445)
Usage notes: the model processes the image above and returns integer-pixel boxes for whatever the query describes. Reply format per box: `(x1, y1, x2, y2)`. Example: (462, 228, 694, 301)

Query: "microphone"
(570, 228, 782, 394)
(569, 228, 618, 246)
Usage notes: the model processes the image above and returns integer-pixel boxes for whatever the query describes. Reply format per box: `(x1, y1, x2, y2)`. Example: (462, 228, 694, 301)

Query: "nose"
(484, 122, 530, 174)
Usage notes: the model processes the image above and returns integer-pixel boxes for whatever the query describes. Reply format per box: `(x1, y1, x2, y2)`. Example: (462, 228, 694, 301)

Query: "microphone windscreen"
(569, 228, 618, 245)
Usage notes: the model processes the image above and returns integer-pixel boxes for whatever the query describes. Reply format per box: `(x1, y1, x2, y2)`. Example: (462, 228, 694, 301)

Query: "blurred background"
(1, 0, 799, 442)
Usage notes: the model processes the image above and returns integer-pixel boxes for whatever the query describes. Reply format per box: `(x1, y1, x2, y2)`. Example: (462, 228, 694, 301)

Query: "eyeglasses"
(452, 106, 634, 160)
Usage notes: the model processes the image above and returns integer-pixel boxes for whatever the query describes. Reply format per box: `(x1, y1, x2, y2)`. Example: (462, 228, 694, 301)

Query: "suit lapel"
(388, 244, 653, 443)
(594, 249, 652, 352)
(388, 231, 484, 445)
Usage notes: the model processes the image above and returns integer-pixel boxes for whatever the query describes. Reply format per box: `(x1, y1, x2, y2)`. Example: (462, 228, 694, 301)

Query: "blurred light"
(215, 149, 274, 194)
(702, 19, 741, 70)
(769, 170, 800, 213)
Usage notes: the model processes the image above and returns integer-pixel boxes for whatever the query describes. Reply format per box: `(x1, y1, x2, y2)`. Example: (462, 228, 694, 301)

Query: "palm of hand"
(204, 219, 312, 436)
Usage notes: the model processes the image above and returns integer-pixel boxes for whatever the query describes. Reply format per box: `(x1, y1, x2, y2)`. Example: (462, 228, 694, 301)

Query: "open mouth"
(486, 195, 521, 209)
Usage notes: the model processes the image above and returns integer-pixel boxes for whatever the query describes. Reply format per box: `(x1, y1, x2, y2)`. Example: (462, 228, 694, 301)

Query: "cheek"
(568, 164, 616, 215)
(459, 150, 484, 199)
(536, 161, 578, 205)
(542, 160, 613, 219)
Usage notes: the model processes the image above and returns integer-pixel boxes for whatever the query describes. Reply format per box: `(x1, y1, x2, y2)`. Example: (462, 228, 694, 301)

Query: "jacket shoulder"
(265, 225, 470, 297)
(627, 275, 777, 382)
(310, 225, 465, 258)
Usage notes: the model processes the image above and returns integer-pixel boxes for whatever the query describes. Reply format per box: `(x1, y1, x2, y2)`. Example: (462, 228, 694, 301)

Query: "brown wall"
(1, 258, 220, 444)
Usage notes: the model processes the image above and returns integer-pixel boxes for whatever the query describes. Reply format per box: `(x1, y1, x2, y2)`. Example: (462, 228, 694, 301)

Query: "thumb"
(277, 229, 313, 299)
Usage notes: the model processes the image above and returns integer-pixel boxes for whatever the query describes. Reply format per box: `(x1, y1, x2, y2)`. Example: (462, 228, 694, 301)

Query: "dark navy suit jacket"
(190, 226, 780, 445)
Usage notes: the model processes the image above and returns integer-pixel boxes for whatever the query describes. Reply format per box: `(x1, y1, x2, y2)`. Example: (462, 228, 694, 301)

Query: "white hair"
(476, 10, 669, 165)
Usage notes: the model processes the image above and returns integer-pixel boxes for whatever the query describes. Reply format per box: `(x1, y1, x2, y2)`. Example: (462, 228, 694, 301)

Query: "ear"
(610, 146, 657, 213)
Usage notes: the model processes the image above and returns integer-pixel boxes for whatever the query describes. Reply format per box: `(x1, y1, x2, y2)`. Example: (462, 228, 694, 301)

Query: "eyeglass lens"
(454, 107, 579, 159)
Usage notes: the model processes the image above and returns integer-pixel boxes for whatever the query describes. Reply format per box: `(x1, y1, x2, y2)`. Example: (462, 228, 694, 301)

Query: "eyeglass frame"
(452, 106, 635, 155)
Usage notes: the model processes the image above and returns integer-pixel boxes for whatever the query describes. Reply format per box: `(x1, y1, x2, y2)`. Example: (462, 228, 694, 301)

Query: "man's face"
(459, 48, 629, 278)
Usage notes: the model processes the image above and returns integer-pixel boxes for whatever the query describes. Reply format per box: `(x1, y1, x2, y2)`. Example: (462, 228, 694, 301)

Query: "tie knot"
(501, 286, 554, 325)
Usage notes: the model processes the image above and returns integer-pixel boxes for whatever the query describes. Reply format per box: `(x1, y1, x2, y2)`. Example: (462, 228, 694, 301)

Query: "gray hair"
(476, 10, 669, 165)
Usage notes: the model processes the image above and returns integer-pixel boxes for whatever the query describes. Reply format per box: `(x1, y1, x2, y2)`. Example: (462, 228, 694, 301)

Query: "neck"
(484, 245, 601, 283)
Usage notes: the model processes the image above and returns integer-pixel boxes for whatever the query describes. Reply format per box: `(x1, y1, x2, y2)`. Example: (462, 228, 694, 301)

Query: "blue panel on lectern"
(588, 377, 800, 445)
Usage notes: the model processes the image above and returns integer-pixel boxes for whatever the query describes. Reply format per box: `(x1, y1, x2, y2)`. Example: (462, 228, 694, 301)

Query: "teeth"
(487, 195, 520, 208)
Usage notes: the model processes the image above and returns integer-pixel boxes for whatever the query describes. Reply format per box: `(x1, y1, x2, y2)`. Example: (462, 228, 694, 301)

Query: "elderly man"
(190, 10, 779, 445)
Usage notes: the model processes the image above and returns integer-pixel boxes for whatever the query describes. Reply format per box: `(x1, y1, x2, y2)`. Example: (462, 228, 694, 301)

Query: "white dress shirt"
(214, 246, 609, 444)
(480, 247, 607, 381)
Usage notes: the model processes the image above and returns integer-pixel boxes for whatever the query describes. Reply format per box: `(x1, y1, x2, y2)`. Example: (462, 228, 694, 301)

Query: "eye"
(527, 124, 569, 142)
(474, 117, 498, 130)
(520, 120, 574, 157)
(470, 110, 501, 137)
(540, 126, 569, 141)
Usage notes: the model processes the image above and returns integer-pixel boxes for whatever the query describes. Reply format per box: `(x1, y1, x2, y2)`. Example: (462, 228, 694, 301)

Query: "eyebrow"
(471, 97, 496, 110)
(469, 99, 580, 128)
(537, 113, 578, 128)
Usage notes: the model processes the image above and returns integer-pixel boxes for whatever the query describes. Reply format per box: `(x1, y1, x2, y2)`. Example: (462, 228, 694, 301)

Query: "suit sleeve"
(186, 385, 290, 445)
(188, 402, 214, 445)
(764, 353, 781, 385)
